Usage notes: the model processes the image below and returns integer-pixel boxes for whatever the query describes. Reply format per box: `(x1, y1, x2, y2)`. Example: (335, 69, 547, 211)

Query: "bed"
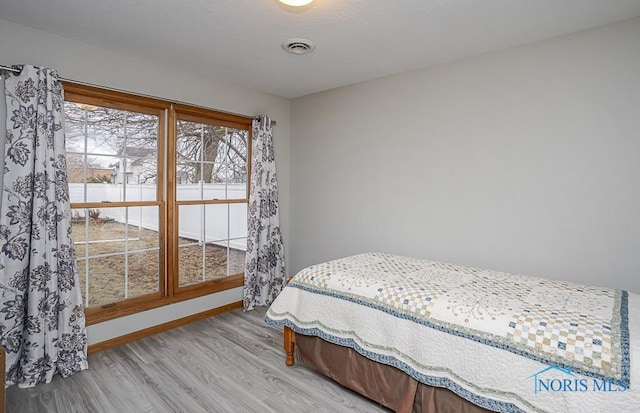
(265, 252, 640, 413)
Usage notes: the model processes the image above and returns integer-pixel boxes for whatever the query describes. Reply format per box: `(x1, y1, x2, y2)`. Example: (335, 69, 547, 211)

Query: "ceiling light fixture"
(277, 0, 314, 6)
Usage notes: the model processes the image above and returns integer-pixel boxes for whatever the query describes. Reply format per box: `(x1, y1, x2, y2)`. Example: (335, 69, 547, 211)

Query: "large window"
(64, 84, 250, 323)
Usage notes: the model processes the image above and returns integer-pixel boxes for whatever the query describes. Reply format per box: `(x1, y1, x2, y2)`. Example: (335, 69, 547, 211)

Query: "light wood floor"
(6, 307, 389, 413)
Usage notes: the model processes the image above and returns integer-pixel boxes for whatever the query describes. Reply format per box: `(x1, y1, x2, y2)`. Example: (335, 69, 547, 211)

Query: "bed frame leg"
(284, 326, 295, 366)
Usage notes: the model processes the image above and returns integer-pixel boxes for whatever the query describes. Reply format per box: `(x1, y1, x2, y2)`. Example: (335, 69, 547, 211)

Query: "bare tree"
(64, 102, 247, 184)
(176, 121, 247, 184)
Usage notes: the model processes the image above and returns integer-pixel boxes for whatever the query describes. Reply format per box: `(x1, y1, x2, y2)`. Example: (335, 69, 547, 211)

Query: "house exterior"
(111, 147, 157, 184)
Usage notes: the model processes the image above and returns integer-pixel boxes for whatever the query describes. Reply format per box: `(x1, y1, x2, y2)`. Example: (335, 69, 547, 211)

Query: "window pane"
(178, 205, 205, 286)
(176, 161, 201, 185)
(64, 101, 159, 202)
(66, 180, 158, 203)
(178, 243, 204, 286)
(128, 250, 160, 299)
(228, 203, 247, 276)
(86, 255, 126, 307)
(65, 103, 158, 156)
(205, 241, 229, 281)
(205, 239, 246, 278)
(179, 204, 244, 286)
(72, 206, 160, 306)
(228, 238, 247, 276)
(66, 154, 116, 187)
(204, 204, 228, 281)
(176, 119, 247, 200)
(177, 163, 243, 201)
(229, 203, 247, 240)
(205, 204, 228, 243)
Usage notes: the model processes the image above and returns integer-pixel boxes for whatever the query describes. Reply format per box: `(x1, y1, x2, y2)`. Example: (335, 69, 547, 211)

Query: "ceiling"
(1, 0, 640, 98)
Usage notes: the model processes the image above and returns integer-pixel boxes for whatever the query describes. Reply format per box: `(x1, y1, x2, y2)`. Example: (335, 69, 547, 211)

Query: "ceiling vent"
(282, 38, 316, 55)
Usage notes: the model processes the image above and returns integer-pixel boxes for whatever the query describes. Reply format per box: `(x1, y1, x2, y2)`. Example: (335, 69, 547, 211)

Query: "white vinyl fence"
(69, 183, 248, 250)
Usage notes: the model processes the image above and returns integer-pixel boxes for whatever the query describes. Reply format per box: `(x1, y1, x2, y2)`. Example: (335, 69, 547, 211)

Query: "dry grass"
(72, 220, 245, 307)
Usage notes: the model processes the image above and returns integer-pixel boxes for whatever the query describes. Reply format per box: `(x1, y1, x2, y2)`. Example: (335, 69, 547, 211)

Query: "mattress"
(266, 252, 640, 413)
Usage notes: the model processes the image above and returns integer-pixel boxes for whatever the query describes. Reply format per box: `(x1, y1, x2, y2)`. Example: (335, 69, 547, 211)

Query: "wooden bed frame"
(284, 326, 296, 366)
(283, 278, 297, 366)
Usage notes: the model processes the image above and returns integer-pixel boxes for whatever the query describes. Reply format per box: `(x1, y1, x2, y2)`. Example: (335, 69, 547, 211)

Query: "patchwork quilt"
(266, 253, 639, 413)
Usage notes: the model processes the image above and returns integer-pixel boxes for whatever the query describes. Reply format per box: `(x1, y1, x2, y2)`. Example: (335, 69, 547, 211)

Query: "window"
(63, 84, 250, 323)
(171, 105, 250, 295)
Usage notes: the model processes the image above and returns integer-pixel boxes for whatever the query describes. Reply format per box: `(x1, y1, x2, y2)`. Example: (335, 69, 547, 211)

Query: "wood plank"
(88, 301, 242, 354)
(6, 307, 389, 413)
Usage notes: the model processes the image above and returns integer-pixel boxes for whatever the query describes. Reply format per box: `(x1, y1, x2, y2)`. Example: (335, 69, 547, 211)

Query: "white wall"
(290, 18, 640, 293)
(0, 19, 291, 344)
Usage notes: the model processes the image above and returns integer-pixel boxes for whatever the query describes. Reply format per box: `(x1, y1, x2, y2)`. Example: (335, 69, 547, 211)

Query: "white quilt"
(265, 253, 640, 413)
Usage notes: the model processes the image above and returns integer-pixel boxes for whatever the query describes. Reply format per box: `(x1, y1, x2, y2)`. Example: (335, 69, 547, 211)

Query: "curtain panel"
(0, 65, 88, 387)
(243, 115, 286, 311)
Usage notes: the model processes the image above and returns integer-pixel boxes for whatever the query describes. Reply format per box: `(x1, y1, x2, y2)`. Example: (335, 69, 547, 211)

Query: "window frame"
(63, 82, 251, 325)
(169, 104, 251, 298)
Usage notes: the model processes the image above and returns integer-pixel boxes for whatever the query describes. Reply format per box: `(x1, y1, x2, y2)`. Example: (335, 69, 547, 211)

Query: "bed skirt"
(295, 333, 492, 413)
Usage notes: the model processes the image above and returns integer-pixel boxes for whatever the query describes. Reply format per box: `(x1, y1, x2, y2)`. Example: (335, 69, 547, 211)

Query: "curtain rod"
(1, 64, 277, 126)
(0, 65, 21, 74)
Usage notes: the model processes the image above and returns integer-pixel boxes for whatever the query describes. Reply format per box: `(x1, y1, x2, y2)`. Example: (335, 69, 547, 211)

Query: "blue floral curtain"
(243, 115, 286, 311)
(0, 65, 88, 387)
